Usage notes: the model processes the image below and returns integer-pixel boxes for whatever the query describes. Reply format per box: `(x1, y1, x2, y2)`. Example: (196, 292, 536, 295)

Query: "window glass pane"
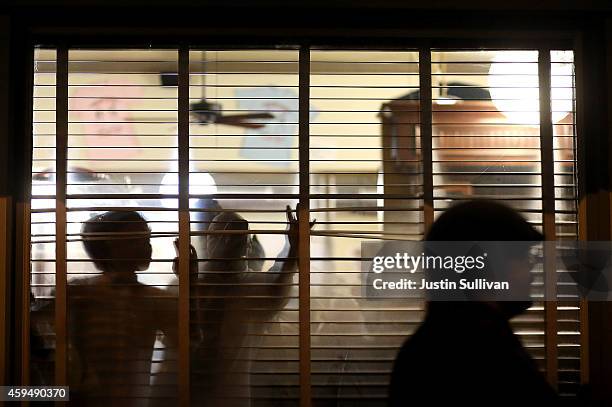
(551, 50, 580, 398)
(310, 49, 421, 405)
(189, 49, 300, 407)
(31, 47, 57, 387)
(28, 46, 582, 405)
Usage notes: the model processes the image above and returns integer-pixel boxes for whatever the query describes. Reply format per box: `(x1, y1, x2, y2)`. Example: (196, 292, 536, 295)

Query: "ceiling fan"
(129, 98, 274, 129)
(130, 64, 275, 129)
(189, 99, 273, 129)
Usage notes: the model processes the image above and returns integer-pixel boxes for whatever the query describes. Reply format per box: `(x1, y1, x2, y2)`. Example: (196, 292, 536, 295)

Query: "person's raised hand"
(172, 238, 199, 280)
(285, 204, 316, 248)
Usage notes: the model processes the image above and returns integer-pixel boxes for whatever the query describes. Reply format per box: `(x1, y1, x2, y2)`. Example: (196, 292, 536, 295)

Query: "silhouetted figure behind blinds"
(388, 200, 559, 407)
(187, 206, 308, 407)
(30, 291, 54, 391)
(68, 211, 176, 407)
(190, 197, 268, 272)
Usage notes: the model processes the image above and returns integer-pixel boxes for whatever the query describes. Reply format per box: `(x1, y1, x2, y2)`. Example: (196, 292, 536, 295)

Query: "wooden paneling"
(0, 197, 11, 387)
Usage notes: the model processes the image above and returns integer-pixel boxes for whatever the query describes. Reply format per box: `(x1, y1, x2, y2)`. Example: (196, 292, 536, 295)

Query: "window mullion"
(419, 47, 434, 229)
(298, 45, 311, 407)
(538, 47, 559, 389)
(55, 46, 69, 387)
(178, 45, 191, 407)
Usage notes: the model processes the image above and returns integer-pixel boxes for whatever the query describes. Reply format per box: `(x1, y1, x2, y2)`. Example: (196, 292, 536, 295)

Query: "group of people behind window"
(30, 199, 570, 406)
(32, 200, 302, 407)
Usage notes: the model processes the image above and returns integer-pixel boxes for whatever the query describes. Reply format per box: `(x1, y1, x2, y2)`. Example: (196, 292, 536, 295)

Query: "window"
(28, 44, 581, 405)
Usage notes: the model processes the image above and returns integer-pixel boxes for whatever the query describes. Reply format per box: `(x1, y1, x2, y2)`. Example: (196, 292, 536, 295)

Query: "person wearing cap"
(388, 200, 558, 407)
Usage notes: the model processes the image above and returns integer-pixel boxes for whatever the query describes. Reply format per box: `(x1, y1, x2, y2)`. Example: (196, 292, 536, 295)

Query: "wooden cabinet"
(379, 99, 574, 236)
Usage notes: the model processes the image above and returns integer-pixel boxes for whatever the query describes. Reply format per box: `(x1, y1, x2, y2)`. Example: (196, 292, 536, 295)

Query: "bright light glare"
(488, 51, 573, 125)
(159, 172, 218, 208)
(436, 97, 458, 105)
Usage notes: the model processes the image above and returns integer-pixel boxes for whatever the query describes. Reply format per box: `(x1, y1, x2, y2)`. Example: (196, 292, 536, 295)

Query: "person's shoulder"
(69, 275, 103, 286)
(393, 315, 487, 371)
(138, 284, 173, 296)
(67, 275, 107, 294)
(139, 285, 177, 310)
(392, 322, 435, 371)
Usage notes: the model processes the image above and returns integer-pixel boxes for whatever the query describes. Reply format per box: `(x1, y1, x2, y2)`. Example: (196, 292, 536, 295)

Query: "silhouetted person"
(187, 205, 306, 407)
(388, 200, 558, 407)
(30, 291, 54, 391)
(67, 211, 176, 406)
(150, 207, 272, 404)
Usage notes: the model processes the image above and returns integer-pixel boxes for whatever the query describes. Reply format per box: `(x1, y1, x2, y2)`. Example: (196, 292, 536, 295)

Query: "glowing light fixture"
(159, 150, 217, 208)
(159, 172, 217, 208)
(488, 51, 574, 125)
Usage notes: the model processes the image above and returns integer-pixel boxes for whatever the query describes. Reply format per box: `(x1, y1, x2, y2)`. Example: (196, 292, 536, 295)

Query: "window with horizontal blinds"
(187, 49, 300, 407)
(30, 47, 302, 406)
(27, 45, 582, 406)
(429, 51, 550, 389)
(31, 48, 57, 386)
(309, 50, 422, 405)
(550, 50, 581, 397)
(312, 48, 581, 404)
(68, 50, 181, 405)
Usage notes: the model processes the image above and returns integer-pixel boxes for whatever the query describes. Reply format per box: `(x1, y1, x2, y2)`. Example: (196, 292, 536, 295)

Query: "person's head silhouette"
(426, 200, 543, 242)
(81, 211, 152, 275)
(425, 200, 544, 318)
(205, 211, 250, 272)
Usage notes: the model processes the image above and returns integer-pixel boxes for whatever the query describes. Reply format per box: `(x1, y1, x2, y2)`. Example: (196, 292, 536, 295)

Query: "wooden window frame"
(9, 27, 596, 406)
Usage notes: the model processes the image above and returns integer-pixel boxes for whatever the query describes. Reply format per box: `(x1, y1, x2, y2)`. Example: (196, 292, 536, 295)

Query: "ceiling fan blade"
(214, 113, 274, 129)
(126, 115, 266, 128)
(217, 113, 274, 121)
(216, 121, 267, 129)
(129, 112, 273, 123)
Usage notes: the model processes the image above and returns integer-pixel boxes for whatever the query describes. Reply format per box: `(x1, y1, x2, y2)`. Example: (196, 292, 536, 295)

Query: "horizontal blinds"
(427, 51, 549, 380)
(310, 50, 422, 405)
(32, 49, 182, 404)
(426, 49, 579, 397)
(188, 49, 300, 406)
(69, 49, 180, 405)
(550, 50, 581, 397)
(31, 48, 57, 386)
(28, 46, 581, 406)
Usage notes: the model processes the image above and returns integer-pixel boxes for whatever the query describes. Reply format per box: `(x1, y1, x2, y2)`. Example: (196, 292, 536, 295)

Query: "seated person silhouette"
(187, 205, 306, 407)
(388, 200, 558, 407)
(67, 211, 176, 406)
